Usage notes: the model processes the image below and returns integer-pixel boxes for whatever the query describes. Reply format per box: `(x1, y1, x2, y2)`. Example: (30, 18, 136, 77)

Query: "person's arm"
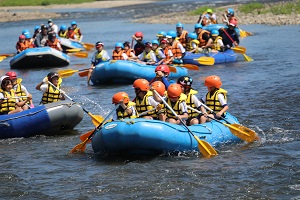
(122, 53, 128, 60)
(57, 42, 63, 51)
(178, 102, 189, 120)
(161, 76, 170, 89)
(36, 77, 48, 90)
(216, 93, 228, 117)
(34, 34, 41, 47)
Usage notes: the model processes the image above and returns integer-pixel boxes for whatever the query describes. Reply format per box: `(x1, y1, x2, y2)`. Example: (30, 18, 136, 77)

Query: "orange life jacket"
(178, 30, 188, 47)
(26, 39, 34, 48)
(124, 49, 135, 58)
(112, 50, 124, 60)
(170, 40, 182, 58)
(47, 39, 60, 50)
(161, 46, 171, 62)
(16, 41, 28, 52)
(198, 30, 210, 47)
(67, 31, 76, 39)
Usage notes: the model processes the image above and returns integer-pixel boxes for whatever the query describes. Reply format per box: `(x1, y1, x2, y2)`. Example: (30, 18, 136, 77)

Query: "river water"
(0, 2, 300, 199)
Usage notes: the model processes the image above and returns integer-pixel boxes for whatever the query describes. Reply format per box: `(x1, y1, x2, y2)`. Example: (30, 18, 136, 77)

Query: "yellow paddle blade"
(58, 69, 79, 78)
(0, 56, 7, 62)
(224, 123, 258, 143)
(91, 115, 104, 127)
(232, 46, 246, 54)
(69, 138, 88, 153)
(82, 43, 94, 51)
(69, 52, 88, 58)
(65, 48, 82, 52)
(194, 135, 218, 158)
(194, 56, 215, 66)
(243, 54, 253, 62)
(78, 70, 89, 77)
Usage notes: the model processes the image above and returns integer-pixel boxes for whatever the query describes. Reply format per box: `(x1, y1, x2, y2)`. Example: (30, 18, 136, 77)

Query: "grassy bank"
(0, 0, 95, 6)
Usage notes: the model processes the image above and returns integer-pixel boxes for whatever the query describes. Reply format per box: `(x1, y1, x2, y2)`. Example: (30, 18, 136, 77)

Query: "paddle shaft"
(187, 105, 229, 124)
(1, 96, 28, 100)
(200, 103, 232, 124)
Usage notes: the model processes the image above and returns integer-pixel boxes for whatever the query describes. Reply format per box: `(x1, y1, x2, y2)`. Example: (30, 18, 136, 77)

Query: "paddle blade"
(243, 54, 253, 62)
(91, 115, 104, 127)
(194, 135, 218, 158)
(83, 43, 94, 51)
(227, 124, 258, 143)
(232, 46, 246, 54)
(65, 48, 82, 52)
(78, 70, 89, 77)
(58, 69, 79, 78)
(0, 53, 15, 57)
(194, 57, 215, 66)
(71, 52, 88, 58)
(80, 129, 94, 142)
(0, 56, 6, 62)
(69, 138, 88, 153)
(183, 64, 199, 70)
(169, 66, 177, 73)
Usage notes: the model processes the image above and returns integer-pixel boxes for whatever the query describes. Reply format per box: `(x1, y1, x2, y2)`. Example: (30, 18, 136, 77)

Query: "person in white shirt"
(48, 19, 58, 34)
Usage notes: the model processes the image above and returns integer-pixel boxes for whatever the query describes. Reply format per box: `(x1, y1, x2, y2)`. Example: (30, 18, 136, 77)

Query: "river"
(0, 2, 300, 199)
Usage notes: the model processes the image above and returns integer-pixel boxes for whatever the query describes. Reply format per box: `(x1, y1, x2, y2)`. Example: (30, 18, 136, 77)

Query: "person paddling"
(132, 32, 145, 56)
(46, 33, 63, 51)
(70, 21, 83, 42)
(112, 42, 128, 60)
(149, 64, 171, 89)
(175, 22, 188, 48)
(34, 25, 49, 47)
(137, 42, 157, 65)
(112, 92, 137, 120)
(123, 41, 136, 59)
(16, 35, 28, 54)
(219, 20, 239, 49)
(58, 25, 68, 38)
(166, 30, 186, 64)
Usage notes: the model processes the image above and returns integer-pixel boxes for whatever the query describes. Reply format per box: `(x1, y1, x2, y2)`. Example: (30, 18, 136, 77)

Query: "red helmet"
(204, 75, 222, 88)
(112, 92, 130, 104)
(229, 20, 237, 27)
(5, 71, 17, 79)
(19, 35, 25, 40)
(155, 64, 170, 76)
(135, 32, 143, 37)
(133, 79, 149, 91)
(151, 81, 166, 96)
(167, 84, 182, 98)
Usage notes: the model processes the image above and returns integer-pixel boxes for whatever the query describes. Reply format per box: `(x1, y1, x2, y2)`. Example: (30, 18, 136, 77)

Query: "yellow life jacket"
(73, 28, 81, 39)
(212, 36, 223, 51)
(142, 50, 154, 62)
(165, 93, 187, 119)
(154, 48, 163, 60)
(185, 89, 200, 117)
(0, 90, 16, 113)
(41, 84, 61, 104)
(116, 101, 137, 119)
(95, 50, 108, 62)
(134, 91, 157, 118)
(14, 83, 27, 102)
(186, 39, 200, 53)
(205, 88, 227, 113)
(58, 31, 67, 38)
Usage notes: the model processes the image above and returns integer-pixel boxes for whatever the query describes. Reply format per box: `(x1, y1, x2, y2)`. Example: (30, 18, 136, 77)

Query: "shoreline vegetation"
(0, 0, 300, 25)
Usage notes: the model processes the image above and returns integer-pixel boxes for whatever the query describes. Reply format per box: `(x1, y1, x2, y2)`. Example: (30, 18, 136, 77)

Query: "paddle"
(58, 68, 90, 78)
(232, 46, 246, 54)
(47, 81, 103, 127)
(187, 105, 258, 143)
(81, 42, 94, 51)
(173, 64, 199, 70)
(65, 48, 82, 53)
(0, 56, 7, 62)
(193, 56, 215, 66)
(0, 53, 15, 57)
(70, 104, 119, 153)
(153, 90, 218, 158)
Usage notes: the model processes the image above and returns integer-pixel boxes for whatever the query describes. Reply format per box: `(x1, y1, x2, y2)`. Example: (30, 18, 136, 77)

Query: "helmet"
(112, 92, 130, 104)
(177, 76, 193, 87)
(24, 33, 32, 39)
(211, 29, 219, 36)
(123, 41, 130, 47)
(151, 39, 159, 45)
(176, 22, 184, 28)
(160, 39, 168, 44)
(144, 42, 152, 47)
(71, 21, 77, 25)
(155, 64, 170, 76)
(22, 29, 30, 35)
(228, 8, 234, 15)
(95, 41, 104, 47)
(194, 23, 203, 29)
(135, 32, 143, 37)
(151, 81, 166, 96)
(0, 76, 11, 86)
(133, 79, 149, 91)
(5, 71, 17, 79)
(60, 25, 67, 31)
(34, 25, 40, 32)
(19, 35, 25, 40)
(115, 42, 124, 48)
(47, 72, 59, 80)
(229, 20, 237, 27)
(204, 75, 222, 88)
(188, 33, 197, 39)
(207, 8, 213, 13)
(166, 30, 177, 38)
(167, 84, 182, 98)
(156, 31, 166, 37)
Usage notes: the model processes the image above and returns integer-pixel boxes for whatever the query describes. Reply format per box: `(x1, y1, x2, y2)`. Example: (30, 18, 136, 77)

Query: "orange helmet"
(133, 79, 149, 91)
(204, 75, 222, 88)
(112, 92, 130, 104)
(151, 81, 166, 96)
(167, 84, 182, 98)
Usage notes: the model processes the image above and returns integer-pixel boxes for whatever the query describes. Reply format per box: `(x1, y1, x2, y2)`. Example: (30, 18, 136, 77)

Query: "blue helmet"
(115, 42, 124, 48)
(188, 33, 197, 39)
(24, 33, 32, 39)
(34, 26, 40, 32)
(194, 23, 202, 29)
(71, 21, 77, 25)
(60, 25, 67, 31)
(211, 30, 219, 36)
(156, 31, 166, 37)
(228, 8, 234, 15)
(22, 29, 30, 35)
(151, 39, 159, 45)
(176, 22, 184, 28)
(166, 30, 177, 38)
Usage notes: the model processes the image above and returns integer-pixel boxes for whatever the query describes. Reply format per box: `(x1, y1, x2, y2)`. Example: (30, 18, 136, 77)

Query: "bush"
(239, 2, 265, 14)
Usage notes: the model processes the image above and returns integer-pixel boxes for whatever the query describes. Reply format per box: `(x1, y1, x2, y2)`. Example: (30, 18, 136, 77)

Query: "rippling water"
(0, 5, 300, 199)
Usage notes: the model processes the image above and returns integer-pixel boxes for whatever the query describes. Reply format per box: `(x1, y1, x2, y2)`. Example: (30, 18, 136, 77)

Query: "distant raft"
(0, 100, 84, 139)
(59, 38, 85, 52)
(90, 60, 188, 85)
(202, 24, 240, 36)
(10, 47, 70, 69)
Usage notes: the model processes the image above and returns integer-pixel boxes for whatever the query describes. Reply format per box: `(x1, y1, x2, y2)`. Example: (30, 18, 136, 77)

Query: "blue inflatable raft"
(90, 60, 188, 85)
(202, 24, 240, 36)
(0, 100, 83, 139)
(59, 38, 84, 51)
(10, 47, 70, 69)
(91, 112, 241, 156)
(183, 50, 237, 66)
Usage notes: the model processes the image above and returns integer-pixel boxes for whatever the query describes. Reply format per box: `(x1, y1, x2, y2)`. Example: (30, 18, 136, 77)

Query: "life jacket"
(59, 31, 67, 38)
(124, 49, 135, 57)
(95, 50, 108, 63)
(165, 93, 187, 119)
(205, 88, 227, 113)
(0, 90, 16, 113)
(153, 48, 163, 60)
(212, 36, 223, 51)
(41, 84, 61, 104)
(14, 83, 27, 102)
(67, 30, 76, 40)
(161, 46, 171, 62)
(112, 50, 124, 60)
(170, 40, 182, 58)
(185, 89, 200, 117)
(116, 101, 137, 119)
(73, 28, 81, 39)
(47, 38, 60, 51)
(198, 30, 210, 47)
(178, 30, 188, 47)
(142, 50, 154, 62)
(26, 39, 34, 48)
(16, 41, 28, 52)
(133, 91, 157, 118)
(186, 39, 200, 53)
